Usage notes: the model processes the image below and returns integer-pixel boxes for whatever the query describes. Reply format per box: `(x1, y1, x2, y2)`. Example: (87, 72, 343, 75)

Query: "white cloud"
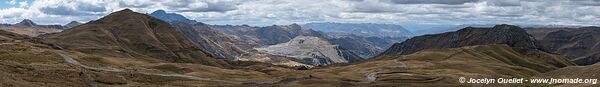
(0, 0, 600, 26)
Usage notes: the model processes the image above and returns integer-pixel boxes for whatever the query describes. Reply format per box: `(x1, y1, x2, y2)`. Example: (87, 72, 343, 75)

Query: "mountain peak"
(120, 8, 134, 13)
(64, 21, 83, 28)
(68, 21, 80, 24)
(148, 9, 197, 24)
(493, 24, 520, 29)
(15, 19, 37, 27)
(151, 9, 167, 15)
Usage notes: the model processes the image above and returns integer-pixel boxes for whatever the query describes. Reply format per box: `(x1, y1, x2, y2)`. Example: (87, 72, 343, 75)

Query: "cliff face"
(382, 24, 541, 55)
(211, 24, 325, 47)
(42, 9, 230, 67)
(253, 36, 363, 66)
(173, 22, 247, 60)
(527, 27, 600, 65)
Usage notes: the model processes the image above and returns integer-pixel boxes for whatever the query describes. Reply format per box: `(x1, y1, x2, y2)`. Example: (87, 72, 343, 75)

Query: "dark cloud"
(39, 3, 105, 16)
(486, 0, 521, 6)
(350, 7, 403, 13)
(177, 1, 238, 13)
(118, 1, 152, 8)
(40, 6, 88, 16)
(570, 0, 600, 6)
(77, 3, 106, 12)
(387, 0, 479, 5)
(162, 0, 240, 13)
(347, 0, 403, 13)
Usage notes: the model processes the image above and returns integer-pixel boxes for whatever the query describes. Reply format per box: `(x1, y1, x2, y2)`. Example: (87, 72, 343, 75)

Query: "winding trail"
(361, 59, 408, 83)
(54, 51, 242, 84)
(0, 43, 17, 45)
(53, 49, 402, 85)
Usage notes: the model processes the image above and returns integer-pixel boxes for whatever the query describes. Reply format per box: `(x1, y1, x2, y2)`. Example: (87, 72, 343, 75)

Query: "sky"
(1, 0, 600, 29)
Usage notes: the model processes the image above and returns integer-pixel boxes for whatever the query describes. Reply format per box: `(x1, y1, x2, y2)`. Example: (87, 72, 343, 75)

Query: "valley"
(0, 2, 599, 86)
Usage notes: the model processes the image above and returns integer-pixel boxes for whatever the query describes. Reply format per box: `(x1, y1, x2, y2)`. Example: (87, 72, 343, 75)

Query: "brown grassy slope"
(382, 24, 542, 55)
(0, 42, 240, 86)
(535, 63, 600, 87)
(284, 44, 573, 86)
(42, 9, 230, 67)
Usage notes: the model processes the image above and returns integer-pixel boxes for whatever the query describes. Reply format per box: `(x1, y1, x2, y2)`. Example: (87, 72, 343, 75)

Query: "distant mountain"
(14, 19, 37, 27)
(63, 21, 82, 29)
(42, 9, 230, 67)
(211, 24, 324, 46)
(13, 19, 64, 29)
(149, 10, 197, 24)
(411, 24, 585, 36)
(518, 24, 585, 28)
(526, 27, 600, 65)
(325, 32, 406, 58)
(303, 22, 413, 37)
(210, 24, 367, 66)
(0, 19, 63, 36)
(412, 24, 497, 35)
(382, 24, 541, 55)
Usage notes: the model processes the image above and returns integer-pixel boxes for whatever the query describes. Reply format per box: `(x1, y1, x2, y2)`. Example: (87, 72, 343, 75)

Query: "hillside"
(382, 24, 541, 55)
(173, 22, 246, 60)
(252, 36, 363, 66)
(526, 27, 600, 65)
(273, 44, 573, 86)
(42, 9, 230, 67)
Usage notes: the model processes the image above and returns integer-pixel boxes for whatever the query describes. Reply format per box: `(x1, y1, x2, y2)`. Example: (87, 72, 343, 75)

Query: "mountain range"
(148, 10, 402, 66)
(303, 22, 413, 37)
(526, 27, 600, 65)
(383, 24, 541, 55)
(0, 8, 599, 87)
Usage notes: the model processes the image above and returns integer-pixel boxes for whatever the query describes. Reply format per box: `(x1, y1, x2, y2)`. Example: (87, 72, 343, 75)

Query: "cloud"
(570, 0, 600, 6)
(171, 1, 240, 12)
(1, 0, 600, 27)
(349, 0, 403, 13)
(484, 0, 521, 6)
(386, 0, 480, 5)
(35, 1, 106, 16)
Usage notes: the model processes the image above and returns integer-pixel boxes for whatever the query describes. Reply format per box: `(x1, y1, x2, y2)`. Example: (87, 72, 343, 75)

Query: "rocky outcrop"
(210, 24, 325, 47)
(173, 22, 247, 60)
(210, 24, 368, 66)
(382, 24, 541, 55)
(326, 32, 406, 58)
(253, 36, 363, 66)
